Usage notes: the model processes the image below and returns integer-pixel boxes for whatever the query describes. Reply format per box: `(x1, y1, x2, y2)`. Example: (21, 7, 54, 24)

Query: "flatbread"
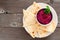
(26, 2, 41, 15)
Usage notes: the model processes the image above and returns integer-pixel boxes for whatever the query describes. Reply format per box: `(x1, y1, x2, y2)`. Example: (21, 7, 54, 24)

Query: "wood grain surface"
(0, 27, 59, 40)
(0, 0, 60, 40)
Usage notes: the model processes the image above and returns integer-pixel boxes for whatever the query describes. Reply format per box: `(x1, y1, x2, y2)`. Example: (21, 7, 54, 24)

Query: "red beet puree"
(37, 9, 52, 25)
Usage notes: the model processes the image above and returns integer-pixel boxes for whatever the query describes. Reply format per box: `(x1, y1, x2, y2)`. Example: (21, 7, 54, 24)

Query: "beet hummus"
(37, 9, 52, 25)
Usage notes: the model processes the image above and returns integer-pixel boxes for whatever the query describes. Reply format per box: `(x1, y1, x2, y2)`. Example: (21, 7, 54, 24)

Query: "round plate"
(24, 3, 58, 38)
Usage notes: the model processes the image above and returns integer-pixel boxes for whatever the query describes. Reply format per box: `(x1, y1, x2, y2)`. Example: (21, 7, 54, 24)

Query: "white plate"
(23, 3, 58, 38)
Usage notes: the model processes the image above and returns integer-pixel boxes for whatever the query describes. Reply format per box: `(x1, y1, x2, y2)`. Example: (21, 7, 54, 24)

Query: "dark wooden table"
(0, 0, 60, 40)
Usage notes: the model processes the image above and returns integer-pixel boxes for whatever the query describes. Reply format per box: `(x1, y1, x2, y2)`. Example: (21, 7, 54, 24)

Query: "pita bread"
(47, 20, 56, 32)
(26, 2, 41, 15)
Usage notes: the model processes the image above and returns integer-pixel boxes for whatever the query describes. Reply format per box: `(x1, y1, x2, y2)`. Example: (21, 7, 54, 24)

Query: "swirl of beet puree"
(37, 9, 52, 25)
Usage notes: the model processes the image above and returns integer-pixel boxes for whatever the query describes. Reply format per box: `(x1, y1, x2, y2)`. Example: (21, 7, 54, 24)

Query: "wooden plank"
(0, 27, 32, 40)
(0, 0, 50, 13)
(0, 27, 59, 40)
(54, 0, 60, 2)
(0, 14, 23, 27)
